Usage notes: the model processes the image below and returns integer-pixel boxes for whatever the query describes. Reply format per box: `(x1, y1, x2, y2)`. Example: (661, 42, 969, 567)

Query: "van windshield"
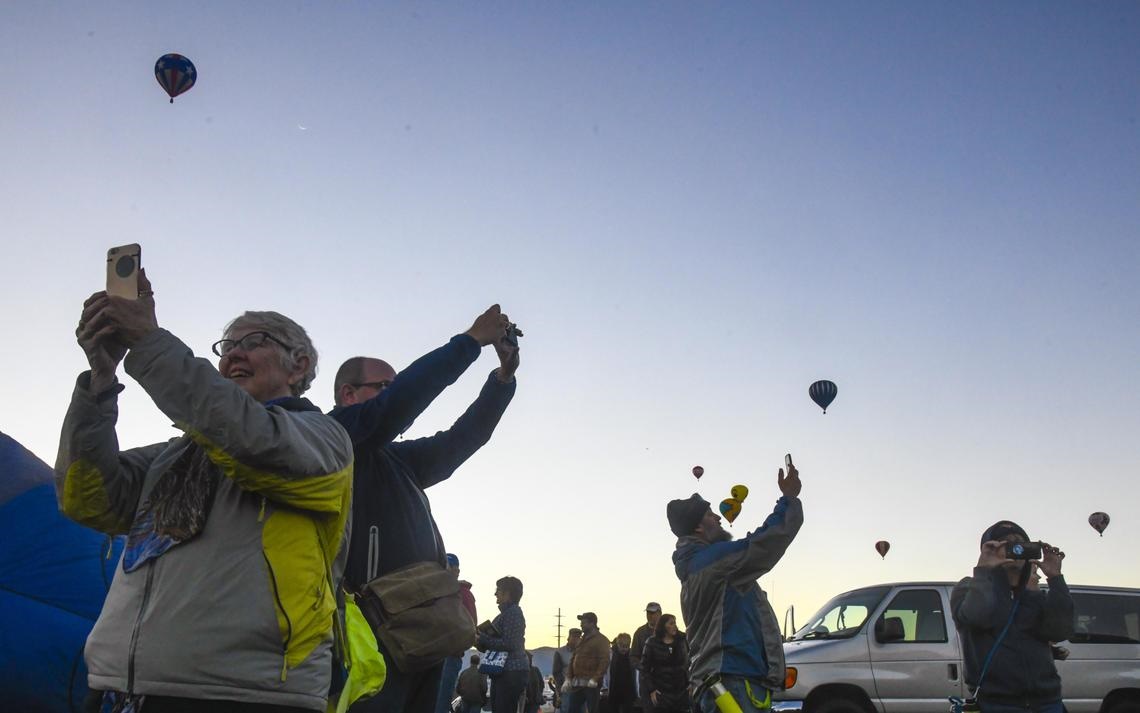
(790, 586, 891, 641)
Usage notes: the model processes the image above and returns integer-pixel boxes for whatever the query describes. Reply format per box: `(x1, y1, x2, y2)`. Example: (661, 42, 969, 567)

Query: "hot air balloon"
(692, 466, 704, 480)
(155, 53, 197, 103)
(1088, 512, 1110, 536)
(809, 380, 838, 413)
(731, 484, 749, 502)
(875, 540, 890, 559)
(719, 498, 741, 524)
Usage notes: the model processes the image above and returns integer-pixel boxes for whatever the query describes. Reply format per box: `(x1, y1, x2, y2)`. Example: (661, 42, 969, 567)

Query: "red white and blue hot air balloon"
(155, 53, 197, 103)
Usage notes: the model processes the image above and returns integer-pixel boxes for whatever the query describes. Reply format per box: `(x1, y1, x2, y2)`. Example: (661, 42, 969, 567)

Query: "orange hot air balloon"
(731, 484, 749, 502)
(692, 466, 704, 479)
(875, 540, 890, 559)
(719, 498, 742, 524)
(1088, 512, 1110, 536)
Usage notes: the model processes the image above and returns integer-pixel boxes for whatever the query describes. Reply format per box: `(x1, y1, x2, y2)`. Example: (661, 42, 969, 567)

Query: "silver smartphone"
(785, 453, 794, 470)
(106, 244, 141, 299)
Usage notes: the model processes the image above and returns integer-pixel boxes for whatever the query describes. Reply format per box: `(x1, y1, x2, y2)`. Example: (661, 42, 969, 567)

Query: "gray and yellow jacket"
(55, 328, 353, 711)
(672, 496, 803, 692)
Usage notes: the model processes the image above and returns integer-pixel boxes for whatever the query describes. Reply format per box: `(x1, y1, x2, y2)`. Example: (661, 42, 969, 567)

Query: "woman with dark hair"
(639, 614, 690, 713)
(477, 576, 529, 713)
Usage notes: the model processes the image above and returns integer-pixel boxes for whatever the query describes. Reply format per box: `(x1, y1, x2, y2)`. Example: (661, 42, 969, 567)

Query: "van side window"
(878, 589, 947, 643)
(1070, 593, 1140, 644)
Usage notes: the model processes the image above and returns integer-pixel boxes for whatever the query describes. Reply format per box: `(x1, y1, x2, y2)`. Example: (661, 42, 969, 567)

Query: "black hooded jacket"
(639, 632, 689, 711)
(951, 567, 1074, 705)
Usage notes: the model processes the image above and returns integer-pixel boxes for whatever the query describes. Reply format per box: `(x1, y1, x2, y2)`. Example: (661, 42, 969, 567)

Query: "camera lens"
(1010, 544, 1024, 556)
(115, 255, 136, 278)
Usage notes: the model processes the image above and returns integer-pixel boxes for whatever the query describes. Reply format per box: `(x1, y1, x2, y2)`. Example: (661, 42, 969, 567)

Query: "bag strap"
(972, 596, 1020, 696)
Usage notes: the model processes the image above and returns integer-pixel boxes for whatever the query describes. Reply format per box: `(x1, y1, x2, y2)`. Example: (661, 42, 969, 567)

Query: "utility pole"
(554, 607, 564, 647)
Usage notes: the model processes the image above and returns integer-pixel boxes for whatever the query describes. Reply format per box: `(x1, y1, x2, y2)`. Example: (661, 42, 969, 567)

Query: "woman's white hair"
(223, 311, 318, 396)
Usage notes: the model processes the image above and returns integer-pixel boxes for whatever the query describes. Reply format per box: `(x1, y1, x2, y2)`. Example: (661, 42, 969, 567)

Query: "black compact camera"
(504, 322, 524, 348)
(1006, 541, 1043, 560)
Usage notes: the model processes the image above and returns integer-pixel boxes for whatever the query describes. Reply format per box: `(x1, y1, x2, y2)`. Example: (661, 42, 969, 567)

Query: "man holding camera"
(951, 521, 1074, 713)
(667, 462, 803, 713)
(331, 305, 519, 713)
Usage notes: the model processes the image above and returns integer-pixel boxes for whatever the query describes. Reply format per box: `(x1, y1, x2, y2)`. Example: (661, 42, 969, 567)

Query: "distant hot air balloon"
(809, 380, 838, 413)
(155, 53, 197, 103)
(1088, 512, 1110, 537)
(731, 484, 749, 502)
(875, 540, 890, 559)
(719, 498, 742, 524)
(692, 466, 704, 480)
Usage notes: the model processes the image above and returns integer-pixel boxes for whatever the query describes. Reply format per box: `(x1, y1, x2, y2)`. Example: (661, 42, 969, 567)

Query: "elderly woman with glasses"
(56, 270, 353, 713)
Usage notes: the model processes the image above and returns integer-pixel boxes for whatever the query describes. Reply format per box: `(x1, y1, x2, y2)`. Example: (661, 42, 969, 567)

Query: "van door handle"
(949, 664, 958, 681)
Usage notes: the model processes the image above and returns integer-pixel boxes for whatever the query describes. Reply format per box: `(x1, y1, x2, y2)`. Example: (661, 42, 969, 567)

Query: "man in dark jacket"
(668, 461, 803, 713)
(630, 602, 661, 711)
(951, 521, 1073, 713)
(455, 655, 489, 713)
(332, 305, 520, 713)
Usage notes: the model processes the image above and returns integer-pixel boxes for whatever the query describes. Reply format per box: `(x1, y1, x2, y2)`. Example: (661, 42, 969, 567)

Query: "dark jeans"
(565, 687, 601, 713)
(696, 676, 769, 713)
(349, 636, 444, 713)
(88, 695, 312, 713)
(491, 670, 528, 713)
(435, 655, 463, 713)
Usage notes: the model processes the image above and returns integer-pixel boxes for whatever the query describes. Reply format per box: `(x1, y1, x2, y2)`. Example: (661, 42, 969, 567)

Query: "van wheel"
(1105, 699, 1140, 713)
(812, 698, 867, 713)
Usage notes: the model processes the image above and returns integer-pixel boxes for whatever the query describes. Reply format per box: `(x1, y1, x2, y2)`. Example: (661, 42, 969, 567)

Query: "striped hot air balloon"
(155, 53, 197, 103)
(809, 380, 838, 413)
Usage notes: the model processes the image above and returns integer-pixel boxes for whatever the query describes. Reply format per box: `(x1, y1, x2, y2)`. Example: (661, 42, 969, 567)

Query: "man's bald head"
(334, 356, 397, 407)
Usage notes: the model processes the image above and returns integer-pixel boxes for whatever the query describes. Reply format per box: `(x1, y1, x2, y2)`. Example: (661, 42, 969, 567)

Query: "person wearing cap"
(951, 521, 1073, 713)
(667, 461, 803, 713)
(564, 612, 611, 713)
(630, 602, 662, 710)
(436, 553, 479, 713)
(552, 628, 582, 712)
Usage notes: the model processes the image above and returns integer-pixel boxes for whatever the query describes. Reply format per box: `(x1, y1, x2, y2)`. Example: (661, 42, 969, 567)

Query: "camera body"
(504, 323, 524, 348)
(1007, 541, 1044, 561)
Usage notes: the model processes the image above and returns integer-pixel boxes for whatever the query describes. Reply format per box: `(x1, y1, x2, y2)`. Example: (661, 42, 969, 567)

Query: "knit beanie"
(667, 493, 710, 537)
(980, 520, 1029, 546)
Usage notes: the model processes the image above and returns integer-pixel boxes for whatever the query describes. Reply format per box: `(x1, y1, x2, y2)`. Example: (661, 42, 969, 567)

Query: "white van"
(770, 582, 1140, 713)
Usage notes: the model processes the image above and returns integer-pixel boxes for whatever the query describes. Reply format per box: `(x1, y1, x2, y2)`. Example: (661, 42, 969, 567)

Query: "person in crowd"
(667, 460, 803, 713)
(525, 651, 546, 713)
(437, 553, 479, 713)
(639, 614, 689, 713)
(455, 655, 489, 713)
(630, 602, 662, 711)
(332, 305, 519, 713)
(605, 633, 637, 713)
(951, 521, 1073, 713)
(552, 628, 582, 712)
(57, 272, 353, 712)
(477, 576, 529, 713)
(564, 612, 611, 713)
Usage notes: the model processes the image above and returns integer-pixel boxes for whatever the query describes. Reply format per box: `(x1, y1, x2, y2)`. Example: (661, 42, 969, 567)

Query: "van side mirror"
(875, 616, 905, 643)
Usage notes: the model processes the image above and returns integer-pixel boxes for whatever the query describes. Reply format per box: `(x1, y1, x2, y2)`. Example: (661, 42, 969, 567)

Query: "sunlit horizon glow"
(3, 3, 1138, 649)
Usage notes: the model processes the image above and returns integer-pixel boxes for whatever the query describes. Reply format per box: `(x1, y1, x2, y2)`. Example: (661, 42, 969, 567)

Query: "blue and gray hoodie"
(672, 495, 803, 692)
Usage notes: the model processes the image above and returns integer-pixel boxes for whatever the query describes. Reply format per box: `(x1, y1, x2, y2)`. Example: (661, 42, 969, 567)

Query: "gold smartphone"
(106, 244, 141, 299)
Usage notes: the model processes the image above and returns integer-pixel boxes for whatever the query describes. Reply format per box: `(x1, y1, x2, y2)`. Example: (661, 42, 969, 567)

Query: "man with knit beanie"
(951, 521, 1073, 713)
(667, 461, 804, 713)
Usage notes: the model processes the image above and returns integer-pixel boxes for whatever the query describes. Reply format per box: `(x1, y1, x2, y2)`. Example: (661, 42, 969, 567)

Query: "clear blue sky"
(2, 2, 1138, 646)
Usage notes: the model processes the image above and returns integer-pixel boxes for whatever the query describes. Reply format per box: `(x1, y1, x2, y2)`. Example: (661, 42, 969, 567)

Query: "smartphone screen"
(106, 244, 141, 299)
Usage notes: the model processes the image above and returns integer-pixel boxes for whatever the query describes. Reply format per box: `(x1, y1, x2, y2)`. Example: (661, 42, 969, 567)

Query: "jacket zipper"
(263, 551, 293, 681)
(367, 525, 379, 582)
(126, 563, 157, 694)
